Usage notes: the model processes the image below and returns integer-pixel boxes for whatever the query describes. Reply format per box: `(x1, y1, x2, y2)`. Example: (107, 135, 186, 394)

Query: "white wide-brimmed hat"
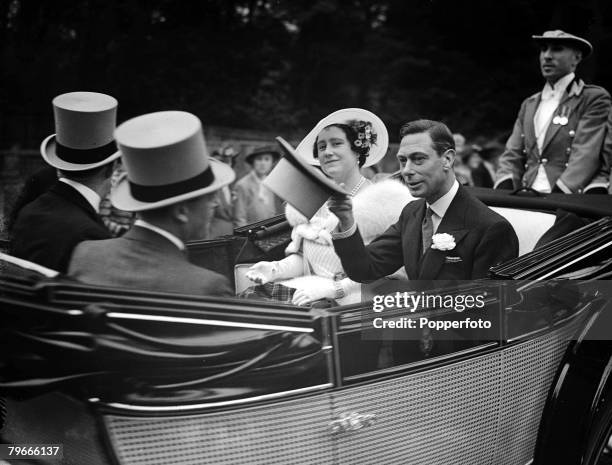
(111, 111, 235, 212)
(265, 137, 347, 219)
(41, 91, 122, 171)
(532, 30, 593, 58)
(295, 108, 389, 168)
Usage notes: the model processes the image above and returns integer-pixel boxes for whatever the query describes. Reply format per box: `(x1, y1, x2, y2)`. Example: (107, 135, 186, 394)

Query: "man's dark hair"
(58, 162, 114, 182)
(399, 119, 455, 156)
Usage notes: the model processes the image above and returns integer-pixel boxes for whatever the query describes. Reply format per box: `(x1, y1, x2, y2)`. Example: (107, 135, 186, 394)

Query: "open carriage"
(1, 188, 611, 465)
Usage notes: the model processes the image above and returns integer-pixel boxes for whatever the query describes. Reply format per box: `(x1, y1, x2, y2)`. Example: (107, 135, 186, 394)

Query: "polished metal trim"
(0, 252, 59, 277)
(516, 240, 612, 286)
(343, 342, 499, 381)
(106, 311, 314, 333)
(91, 383, 333, 412)
(506, 298, 592, 343)
(506, 327, 549, 344)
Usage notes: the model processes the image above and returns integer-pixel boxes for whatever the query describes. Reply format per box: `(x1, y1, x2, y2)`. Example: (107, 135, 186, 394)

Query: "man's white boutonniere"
(431, 233, 456, 251)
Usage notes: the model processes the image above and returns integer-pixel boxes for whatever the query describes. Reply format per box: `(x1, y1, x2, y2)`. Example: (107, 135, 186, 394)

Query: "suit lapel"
(524, 95, 540, 156)
(404, 200, 426, 280)
(418, 187, 469, 280)
(541, 79, 584, 154)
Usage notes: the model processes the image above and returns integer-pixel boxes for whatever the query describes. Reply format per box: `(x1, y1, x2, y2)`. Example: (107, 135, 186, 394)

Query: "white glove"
(292, 280, 336, 306)
(245, 254, 305, 284)
(292, 277, 361, 306)
(245, 261, 279, 284)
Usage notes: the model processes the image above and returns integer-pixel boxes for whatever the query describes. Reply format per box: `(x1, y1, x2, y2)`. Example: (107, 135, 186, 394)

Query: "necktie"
(421, 207, 434, 255)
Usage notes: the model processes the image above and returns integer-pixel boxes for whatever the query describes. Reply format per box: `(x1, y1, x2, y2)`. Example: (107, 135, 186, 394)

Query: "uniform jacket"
(586, 106, 612, 193)
(333, 185, 518, 281)
(233, 171, 283, 227)
(10, 181, 111, 273)
(68, 225, 232, 297)
(496, 78, 611, 193)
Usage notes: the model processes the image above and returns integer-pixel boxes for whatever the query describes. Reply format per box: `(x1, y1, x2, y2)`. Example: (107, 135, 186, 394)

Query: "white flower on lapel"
(431, 233, 456, 251)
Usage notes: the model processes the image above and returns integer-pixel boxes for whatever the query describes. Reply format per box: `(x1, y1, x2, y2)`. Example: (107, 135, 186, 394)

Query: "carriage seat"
(489, 207, 556, 256)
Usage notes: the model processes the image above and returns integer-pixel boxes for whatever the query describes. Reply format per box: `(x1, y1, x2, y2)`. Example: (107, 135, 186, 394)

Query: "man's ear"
(573, 49, 582, 66)
(442, 149, 456, 171)
(173, 202, 190, 224)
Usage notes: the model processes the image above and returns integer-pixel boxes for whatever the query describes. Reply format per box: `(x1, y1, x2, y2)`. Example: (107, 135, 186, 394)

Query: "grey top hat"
(41, 91, 122, 171)
(264, 137, 347, 219)
(111, 111, 235, 212)
(532, 30, 593, 58)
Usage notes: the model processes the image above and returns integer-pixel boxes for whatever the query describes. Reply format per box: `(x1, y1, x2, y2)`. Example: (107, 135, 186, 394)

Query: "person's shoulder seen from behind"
(68, 111, 235, 297)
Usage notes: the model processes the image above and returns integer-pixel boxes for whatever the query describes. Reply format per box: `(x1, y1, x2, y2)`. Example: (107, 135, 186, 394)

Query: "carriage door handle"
(329, 412, 377, 434)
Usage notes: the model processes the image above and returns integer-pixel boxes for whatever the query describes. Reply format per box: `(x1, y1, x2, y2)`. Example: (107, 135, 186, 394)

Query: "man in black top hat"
(495, 30, 611, 194)
(10, 92, 120, 272)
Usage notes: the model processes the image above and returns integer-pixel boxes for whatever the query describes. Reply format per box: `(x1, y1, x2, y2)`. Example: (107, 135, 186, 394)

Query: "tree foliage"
(1, 0, 610, 146)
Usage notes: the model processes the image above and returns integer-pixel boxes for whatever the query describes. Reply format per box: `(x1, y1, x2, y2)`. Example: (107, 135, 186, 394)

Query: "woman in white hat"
(245, 108, 413, 306)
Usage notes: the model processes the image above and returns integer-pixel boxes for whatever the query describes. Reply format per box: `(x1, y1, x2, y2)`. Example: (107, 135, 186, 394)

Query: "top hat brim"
(265, 137, 347, 218)
(111, 158, 236, 212)
(274, 136, 347, 195)
(296, 108, 389, 168)
(532, 35, 593, 57)
(41, 134, 122, 171)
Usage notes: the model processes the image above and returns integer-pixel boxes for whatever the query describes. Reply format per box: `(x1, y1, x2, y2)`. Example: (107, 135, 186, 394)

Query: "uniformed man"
(495, 30, 611, 194)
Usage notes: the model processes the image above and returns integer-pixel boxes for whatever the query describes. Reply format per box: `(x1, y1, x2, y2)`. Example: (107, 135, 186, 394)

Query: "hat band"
(129, 166, 216, 202)
(55, 140, 117, 164)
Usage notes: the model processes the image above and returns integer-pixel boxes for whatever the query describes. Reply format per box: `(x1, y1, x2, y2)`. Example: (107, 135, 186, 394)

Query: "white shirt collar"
(134, 219, 186, 251)
(428, 179, 459, 220)
(58, 177, 102, 213)
(541, 72, 575, 99)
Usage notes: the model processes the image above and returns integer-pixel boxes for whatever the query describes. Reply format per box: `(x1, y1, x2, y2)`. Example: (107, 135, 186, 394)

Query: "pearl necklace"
(348, 176, 367, 197)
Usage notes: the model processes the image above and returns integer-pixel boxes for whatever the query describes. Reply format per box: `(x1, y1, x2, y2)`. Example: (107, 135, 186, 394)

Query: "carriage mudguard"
(534, 291, 612, 465)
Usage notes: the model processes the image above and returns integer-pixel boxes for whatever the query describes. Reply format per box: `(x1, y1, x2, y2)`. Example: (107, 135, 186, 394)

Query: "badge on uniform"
(553, 105, 569, 126)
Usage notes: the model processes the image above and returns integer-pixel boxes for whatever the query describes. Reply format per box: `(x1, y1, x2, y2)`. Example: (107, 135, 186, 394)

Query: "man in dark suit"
(330, 120, 518, 281)
(495, 30, 611, 194)
(10, 92, 121, 272)
(69, 111, 235, 297)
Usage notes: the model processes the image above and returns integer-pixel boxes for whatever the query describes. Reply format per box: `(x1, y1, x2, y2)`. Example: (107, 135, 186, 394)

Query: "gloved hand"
(292, 280, 336, 306)
(245, 254, 306, 284)
(245, 261, 279, 284)
(327, 193, 355, 233)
